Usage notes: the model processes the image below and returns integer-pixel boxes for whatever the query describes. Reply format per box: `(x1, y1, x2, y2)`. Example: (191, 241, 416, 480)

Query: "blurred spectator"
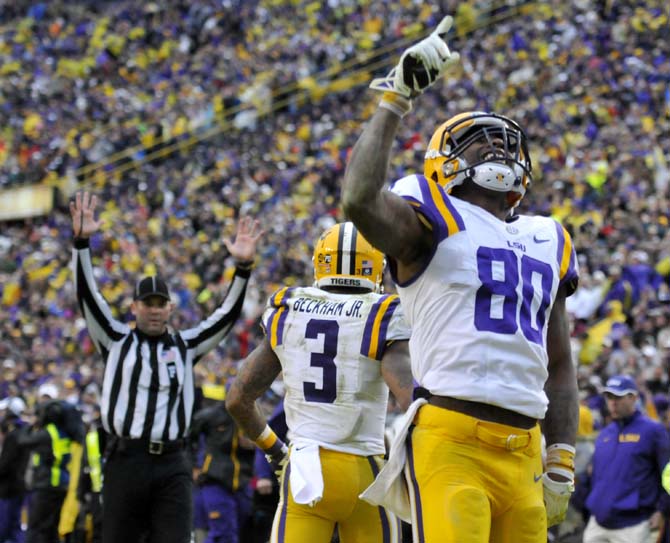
(16, 399, 84, 543)
(579, 301, 629, 365)
(72, 405, 105, 543)
(189, 390, 255, 543)
(0, 396, 30, 543)
(249, 398, 286, 543)
(566, 270, 610, 321)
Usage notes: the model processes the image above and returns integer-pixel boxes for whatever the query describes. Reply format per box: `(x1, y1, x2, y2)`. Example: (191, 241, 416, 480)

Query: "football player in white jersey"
(226, 222, 413, 543)
(341, 15, 579, 543)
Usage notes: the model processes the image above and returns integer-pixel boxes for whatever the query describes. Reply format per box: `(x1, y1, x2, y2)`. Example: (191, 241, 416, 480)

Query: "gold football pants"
(271, 448, 400, 543)
(406, 405, 546, 543)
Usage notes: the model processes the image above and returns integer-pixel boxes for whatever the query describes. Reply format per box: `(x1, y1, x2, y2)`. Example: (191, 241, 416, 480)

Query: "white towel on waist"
(289, 443, 324, 507)
(359, 398, 427, 523)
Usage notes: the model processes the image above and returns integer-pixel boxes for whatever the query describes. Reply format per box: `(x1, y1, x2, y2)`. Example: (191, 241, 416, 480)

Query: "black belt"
(428, 395, 537, 429)
(114, 437, 186, 455)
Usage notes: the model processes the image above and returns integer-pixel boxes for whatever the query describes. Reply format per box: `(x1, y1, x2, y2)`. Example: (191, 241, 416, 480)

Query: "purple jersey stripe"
(565, 244, 578, 283)
(366, 456, 392, 543)
(360, 296, 387, 358)
(274, 288, 293, 347)
(265, 287, 293, 347)
(422, 175, 465, 237)
(262, 287, 285, 335)
(278, 462, 290, 542)
(417, 178, 450, 241)
(374, 296, 401, 359)
(440, 190, 466, 232)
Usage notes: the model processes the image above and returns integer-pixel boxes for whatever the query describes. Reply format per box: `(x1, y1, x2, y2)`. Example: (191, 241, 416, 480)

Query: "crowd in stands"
(0, 0, 669, 539)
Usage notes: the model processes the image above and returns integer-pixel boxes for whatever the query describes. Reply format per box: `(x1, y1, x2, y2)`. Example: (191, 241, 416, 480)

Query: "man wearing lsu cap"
(583, 374, 670, 542)
(69, 191, 263, 543)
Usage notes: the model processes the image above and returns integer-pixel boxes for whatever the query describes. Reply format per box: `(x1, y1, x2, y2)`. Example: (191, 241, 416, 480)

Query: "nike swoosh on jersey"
(534, 473, 542, 483)
(533, 235, 551, 243)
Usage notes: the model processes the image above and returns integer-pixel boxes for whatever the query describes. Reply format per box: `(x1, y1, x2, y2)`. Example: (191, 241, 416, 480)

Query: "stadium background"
(0, 0, 669, 540)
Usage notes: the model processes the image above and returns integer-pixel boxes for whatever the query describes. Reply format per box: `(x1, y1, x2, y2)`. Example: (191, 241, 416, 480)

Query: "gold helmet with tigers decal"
(313, 222, 385, 292)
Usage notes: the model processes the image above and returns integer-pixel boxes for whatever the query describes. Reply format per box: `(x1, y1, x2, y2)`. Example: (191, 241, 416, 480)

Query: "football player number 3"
(474, 247, 553, 345)
(303, 319, 338, 403)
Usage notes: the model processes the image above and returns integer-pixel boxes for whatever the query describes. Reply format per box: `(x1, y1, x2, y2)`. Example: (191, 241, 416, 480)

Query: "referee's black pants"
(102, 442, 192, 543)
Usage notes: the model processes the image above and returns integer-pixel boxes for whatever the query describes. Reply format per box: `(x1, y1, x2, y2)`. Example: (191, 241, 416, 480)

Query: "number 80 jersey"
(261, 286, 411, 456)
(389, 174, 579, 420)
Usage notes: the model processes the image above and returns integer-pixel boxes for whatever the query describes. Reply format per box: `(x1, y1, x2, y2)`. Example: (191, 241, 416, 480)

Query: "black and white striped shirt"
(72, 238, 251, 441)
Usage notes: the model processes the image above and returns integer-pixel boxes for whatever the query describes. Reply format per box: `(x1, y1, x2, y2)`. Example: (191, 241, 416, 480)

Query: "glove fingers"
(428, 37, 451, 61)
(423, 42, 447, 70)
(373, 13, 459, 98)
(412, 38, 453, 71)
(434, 15, 454, 38)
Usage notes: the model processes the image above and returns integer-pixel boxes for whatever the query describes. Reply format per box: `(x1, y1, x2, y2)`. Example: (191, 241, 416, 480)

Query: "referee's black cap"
(134, 276, 170, 301)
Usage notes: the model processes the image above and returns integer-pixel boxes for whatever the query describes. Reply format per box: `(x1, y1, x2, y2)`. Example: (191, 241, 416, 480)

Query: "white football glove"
(370, 15, 460, 99)
(542, 473, 574, 527)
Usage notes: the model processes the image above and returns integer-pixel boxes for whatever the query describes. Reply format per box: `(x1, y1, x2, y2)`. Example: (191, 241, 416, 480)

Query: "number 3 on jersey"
(474, 247, 553, 346)
(303, 319, 338, 403)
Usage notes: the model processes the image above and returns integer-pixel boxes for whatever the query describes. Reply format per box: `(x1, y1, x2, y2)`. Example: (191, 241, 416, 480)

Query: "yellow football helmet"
(424, 111, 533, 209)
(313, 222, 385, 292)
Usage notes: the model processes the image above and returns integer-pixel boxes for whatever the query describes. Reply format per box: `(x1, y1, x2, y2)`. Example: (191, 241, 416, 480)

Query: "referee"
(69, 191, 263, 543)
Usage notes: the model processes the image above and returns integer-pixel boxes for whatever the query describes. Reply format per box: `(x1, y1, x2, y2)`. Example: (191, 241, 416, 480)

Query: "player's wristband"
(255, 425, 287, 457)
(235, 259, 255, 271)
(545, 443, 576, 481)
(73, 237, 90, 249)
(379, 91, 412, 118)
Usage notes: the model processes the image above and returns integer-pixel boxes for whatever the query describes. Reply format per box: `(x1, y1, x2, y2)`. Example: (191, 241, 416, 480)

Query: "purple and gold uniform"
(384, 174, 578, 542)
(263, 285, 409, 543)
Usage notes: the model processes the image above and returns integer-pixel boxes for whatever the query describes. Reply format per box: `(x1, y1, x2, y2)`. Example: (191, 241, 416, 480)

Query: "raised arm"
(182, 216, 264, 358)
(342, 110, 426, 264)
(70, 191, 129, 354)
(342, 15, 460, 265)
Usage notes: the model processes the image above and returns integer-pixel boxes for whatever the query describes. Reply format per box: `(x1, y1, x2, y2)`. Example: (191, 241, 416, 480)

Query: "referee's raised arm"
(68, 190, 264, 543)
(180, 216, 264, 360)
(70, 192, 128, 356)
